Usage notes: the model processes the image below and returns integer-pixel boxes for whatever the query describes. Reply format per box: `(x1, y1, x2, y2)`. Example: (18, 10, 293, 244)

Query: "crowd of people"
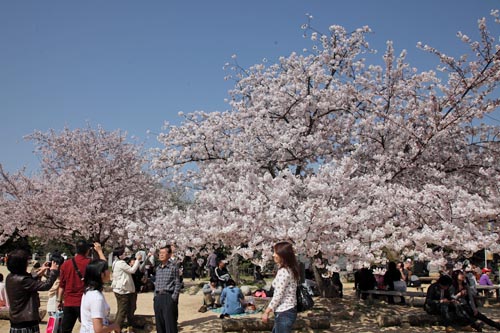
(1, 240, 302, 333)
(4, 239, 500, 333)
(354, 258, 500, 332)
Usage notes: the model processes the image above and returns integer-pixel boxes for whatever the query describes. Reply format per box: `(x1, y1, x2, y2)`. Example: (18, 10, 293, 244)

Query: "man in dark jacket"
(424, 274, 455, 329)
(354, 266, 377, 300)
(6, 249, 59, 333)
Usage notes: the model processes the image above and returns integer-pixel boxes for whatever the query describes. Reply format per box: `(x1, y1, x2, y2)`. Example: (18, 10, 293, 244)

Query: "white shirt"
(268, 267, 297, 313)
(80, 290, 110, 333)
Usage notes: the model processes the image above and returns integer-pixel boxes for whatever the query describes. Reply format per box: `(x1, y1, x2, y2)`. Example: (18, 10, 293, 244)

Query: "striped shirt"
(154, 260, 182, 301)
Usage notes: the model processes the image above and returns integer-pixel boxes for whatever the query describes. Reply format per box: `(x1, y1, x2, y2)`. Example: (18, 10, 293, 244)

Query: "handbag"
(296, 284, 314, 312)
(46, 310, 63, 333)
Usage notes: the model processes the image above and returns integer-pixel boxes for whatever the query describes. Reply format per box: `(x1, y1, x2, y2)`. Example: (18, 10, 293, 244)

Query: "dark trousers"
(114, 292, 138, 328)
(425, 302, 453, 326)
(154, 293, 177, 333)
(475, 311, 500, 329)
(461, 303, 500, 330)
(61, 306, 80, 333)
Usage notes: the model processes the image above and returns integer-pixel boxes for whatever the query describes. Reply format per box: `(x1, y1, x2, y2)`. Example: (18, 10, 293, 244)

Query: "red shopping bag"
(46, 311, 63, 333)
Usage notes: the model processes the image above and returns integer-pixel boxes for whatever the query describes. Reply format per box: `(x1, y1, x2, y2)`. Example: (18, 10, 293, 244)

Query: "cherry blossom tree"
(0, 125, 170, 247)
(151, 11, 500, 270)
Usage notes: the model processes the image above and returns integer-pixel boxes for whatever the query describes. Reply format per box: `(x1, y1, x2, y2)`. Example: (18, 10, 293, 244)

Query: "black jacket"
(6, 269, 59, 325)
(424, 281, 452, 311)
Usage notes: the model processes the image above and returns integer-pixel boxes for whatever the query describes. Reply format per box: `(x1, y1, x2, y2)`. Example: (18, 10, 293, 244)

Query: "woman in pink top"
(262, 242, 299, 333)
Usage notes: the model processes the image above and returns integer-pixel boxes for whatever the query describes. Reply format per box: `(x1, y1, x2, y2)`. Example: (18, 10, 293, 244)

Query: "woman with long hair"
(80, 260, 120, 333)
(261, 241, 300, 333)
(451, 269, 500, 331)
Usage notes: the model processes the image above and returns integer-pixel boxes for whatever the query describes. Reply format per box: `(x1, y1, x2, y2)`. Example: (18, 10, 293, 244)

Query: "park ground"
(2, 265, 500, 332)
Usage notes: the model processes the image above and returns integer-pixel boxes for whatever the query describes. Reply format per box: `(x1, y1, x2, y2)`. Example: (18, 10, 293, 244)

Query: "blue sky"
(1, 1, 499, 173)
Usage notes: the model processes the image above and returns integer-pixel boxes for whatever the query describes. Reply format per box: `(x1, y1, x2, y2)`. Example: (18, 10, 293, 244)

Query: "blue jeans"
(272, 307, 297, 333)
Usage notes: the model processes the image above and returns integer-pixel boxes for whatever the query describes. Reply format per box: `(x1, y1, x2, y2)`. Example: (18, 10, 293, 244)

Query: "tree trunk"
(221, 317, 331, 332)
(377, 313, 441, 327)
(312, 264, 342, 298)
(228, 255, 240, 284)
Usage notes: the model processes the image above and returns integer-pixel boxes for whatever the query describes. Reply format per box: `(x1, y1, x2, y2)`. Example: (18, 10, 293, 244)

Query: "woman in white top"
(111, 246, 142, 330)
(262, 242, 299, 333)
(80, 260, 120, 333)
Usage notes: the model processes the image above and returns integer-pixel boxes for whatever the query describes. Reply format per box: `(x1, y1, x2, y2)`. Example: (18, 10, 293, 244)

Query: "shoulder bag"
(296, 284, 314, 312)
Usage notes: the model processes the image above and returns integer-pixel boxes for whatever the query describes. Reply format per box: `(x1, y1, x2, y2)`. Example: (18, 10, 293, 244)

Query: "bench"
(417, 276, 437, 284)
(476, 285, 500, 305)
(360, 290, 426, 307)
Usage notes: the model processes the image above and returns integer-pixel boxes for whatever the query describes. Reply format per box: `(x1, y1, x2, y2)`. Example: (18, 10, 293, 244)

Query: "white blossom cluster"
(0, 125, 169, 246)
(150, 13, 500, 267)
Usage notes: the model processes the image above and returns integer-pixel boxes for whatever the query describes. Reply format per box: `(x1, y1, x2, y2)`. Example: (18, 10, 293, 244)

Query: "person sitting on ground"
(424, 275, 455, 331)
(199, 277, 222, 312)
(219, 279, 245, 318)
(0, 273, 9, 308)
(354, 265, 377, 300)
(215, 260, 231, 288)
(383, 261, 406, 305)
(479, 268, 493, 286)
(452, 269, 500, 331)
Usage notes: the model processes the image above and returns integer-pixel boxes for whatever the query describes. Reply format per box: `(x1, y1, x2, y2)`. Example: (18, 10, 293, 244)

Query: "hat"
(482, 268, 492, 273)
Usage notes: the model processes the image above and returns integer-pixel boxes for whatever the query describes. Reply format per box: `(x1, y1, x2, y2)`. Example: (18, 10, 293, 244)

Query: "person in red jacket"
(57, 240, 105, 333)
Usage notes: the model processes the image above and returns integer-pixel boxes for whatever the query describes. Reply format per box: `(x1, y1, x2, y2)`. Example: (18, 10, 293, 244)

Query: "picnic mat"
(211, 306, 264, 317)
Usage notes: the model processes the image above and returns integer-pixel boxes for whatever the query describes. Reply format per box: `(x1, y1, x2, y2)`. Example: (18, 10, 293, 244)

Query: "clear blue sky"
(1, 1, 499, 173)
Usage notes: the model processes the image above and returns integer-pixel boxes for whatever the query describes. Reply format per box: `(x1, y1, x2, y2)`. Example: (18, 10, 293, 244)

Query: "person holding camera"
(6, 248, 60, 333)
(111, 246, 143, 331)
(57, 240, 105, 333)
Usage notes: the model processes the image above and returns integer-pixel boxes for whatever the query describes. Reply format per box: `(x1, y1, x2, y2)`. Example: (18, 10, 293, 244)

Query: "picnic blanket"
(211, 306, 264, 317)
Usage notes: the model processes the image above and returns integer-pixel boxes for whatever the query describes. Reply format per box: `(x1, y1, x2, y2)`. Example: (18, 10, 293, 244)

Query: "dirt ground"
(2, 265, 500, 332)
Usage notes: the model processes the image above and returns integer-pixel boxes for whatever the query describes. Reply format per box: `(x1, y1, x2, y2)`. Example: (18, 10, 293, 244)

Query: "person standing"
(154, 245, 182, 333)
(0, 273, 9, 308)
(261, 241, 299, 333)
(6, 249, 59, 333)
(80, 259, 120, 333)
(57, 240, 105, 333)
(206, 251, 217, 279)
(46, 253, 65, 316)
(111, 246, 143, 331)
